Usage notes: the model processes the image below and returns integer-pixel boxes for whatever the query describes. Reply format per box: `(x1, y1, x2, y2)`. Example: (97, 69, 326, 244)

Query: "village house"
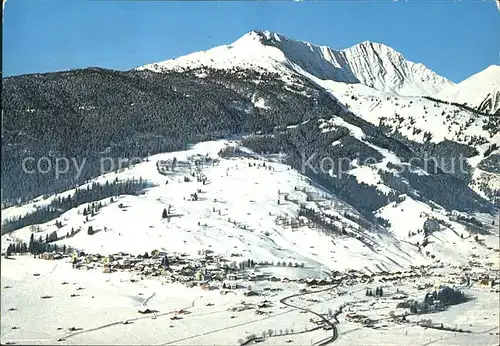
(257, 300, 272, 308)
(244, 290, 259, 297)
(224, 280, 239, 290)
(391, 294, 408, 300)
(345, 313, 368, 322)
(200, 282, 216, 291)
(195, 269, 211, 282)
(41, 252, 54, 260)
(226, 273, 238, 281)
(102, 265, 112, 274)
(248, 272, 265, 281)
(306, 279, 318, 286)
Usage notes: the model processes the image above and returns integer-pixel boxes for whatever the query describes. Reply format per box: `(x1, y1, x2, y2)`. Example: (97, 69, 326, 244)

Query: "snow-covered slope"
(3, 255, 499, 346)
(437, 65, 500, 115)
(137, 31, 290, 76)
(3, 30, 499, 277)
(0, 142, 421, 273)
(136, 30, 496, 151)
(297, 74, 499, 199)
(290, 65, 496, 148)
(3, 140, 498, 274)
(137, 30, 453, 97)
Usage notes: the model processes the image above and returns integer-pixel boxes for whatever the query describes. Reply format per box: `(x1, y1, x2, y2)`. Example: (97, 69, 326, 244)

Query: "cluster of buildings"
(39, 247, 386, 292)
(63, 249, 298, 291)
(156, 154, 220, 176)
(29, 243, 499, 298)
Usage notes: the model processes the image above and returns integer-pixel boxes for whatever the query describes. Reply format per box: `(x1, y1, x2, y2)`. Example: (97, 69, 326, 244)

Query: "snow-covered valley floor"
(1, 256, 499, 346)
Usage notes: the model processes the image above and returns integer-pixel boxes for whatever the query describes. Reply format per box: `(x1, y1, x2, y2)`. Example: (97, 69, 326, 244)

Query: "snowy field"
(2, 256, 498, 345)
(0, 256, 336, 345)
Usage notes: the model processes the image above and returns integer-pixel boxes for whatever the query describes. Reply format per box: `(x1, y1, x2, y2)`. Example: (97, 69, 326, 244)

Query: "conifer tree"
(6, 244, 13, 257)
(29, 233, 35, 253)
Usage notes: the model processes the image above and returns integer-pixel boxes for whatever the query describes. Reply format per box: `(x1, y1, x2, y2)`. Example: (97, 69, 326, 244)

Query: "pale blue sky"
(3, 1, 499, 82)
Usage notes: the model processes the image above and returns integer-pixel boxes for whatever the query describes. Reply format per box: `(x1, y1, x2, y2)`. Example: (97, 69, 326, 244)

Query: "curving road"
(141, 292, 157, 318)
(279, 285, 339, 346)
(279, 286, 367, 346)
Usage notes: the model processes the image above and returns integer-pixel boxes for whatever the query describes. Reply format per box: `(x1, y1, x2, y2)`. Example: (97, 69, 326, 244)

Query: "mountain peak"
(479, 64, 500, 76)
(353, 40, 395, 49)
(340, 40, 453, 95)
(232, 30, 268, 45)
(348, 40, 406, 61)
(232, 30, 289, 47)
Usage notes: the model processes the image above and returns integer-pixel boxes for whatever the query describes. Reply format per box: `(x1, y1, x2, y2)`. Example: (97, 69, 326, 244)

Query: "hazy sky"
(3, 0, 499, 82)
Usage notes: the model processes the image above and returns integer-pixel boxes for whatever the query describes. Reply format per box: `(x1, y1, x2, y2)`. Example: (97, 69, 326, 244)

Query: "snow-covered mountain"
(302, 75, 500, 201)
(340, 41, 453, 96)
(437, 65, 500, 115)
(137, 31, 290, 76)
(2, 29, 500, 346)
(138, 30, 453, 97)
(138, 31, 453, 96)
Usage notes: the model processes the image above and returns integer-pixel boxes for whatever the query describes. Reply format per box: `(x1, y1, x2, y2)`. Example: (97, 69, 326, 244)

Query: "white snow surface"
(136, 29, 498, 200)
(310, 78, 498, 146)
(137, 31, 290, 76)
(1, 256, 499, 345)
(341, 41, 453, 96)
(2, 30, 500, 346)
(136, 30, 498, 200)
(0, 141, 425, 274)
(135, 31, 497, 166)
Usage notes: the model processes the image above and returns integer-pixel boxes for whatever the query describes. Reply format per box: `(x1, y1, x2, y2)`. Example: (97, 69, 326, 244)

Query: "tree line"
(406, 286, 468, 314)
(5, 232, 72, 258)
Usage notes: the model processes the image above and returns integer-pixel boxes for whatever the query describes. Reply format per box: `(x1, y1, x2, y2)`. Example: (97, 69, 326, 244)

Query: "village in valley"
(29, 243, 500, 295)
(1, 240, 499, 345)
